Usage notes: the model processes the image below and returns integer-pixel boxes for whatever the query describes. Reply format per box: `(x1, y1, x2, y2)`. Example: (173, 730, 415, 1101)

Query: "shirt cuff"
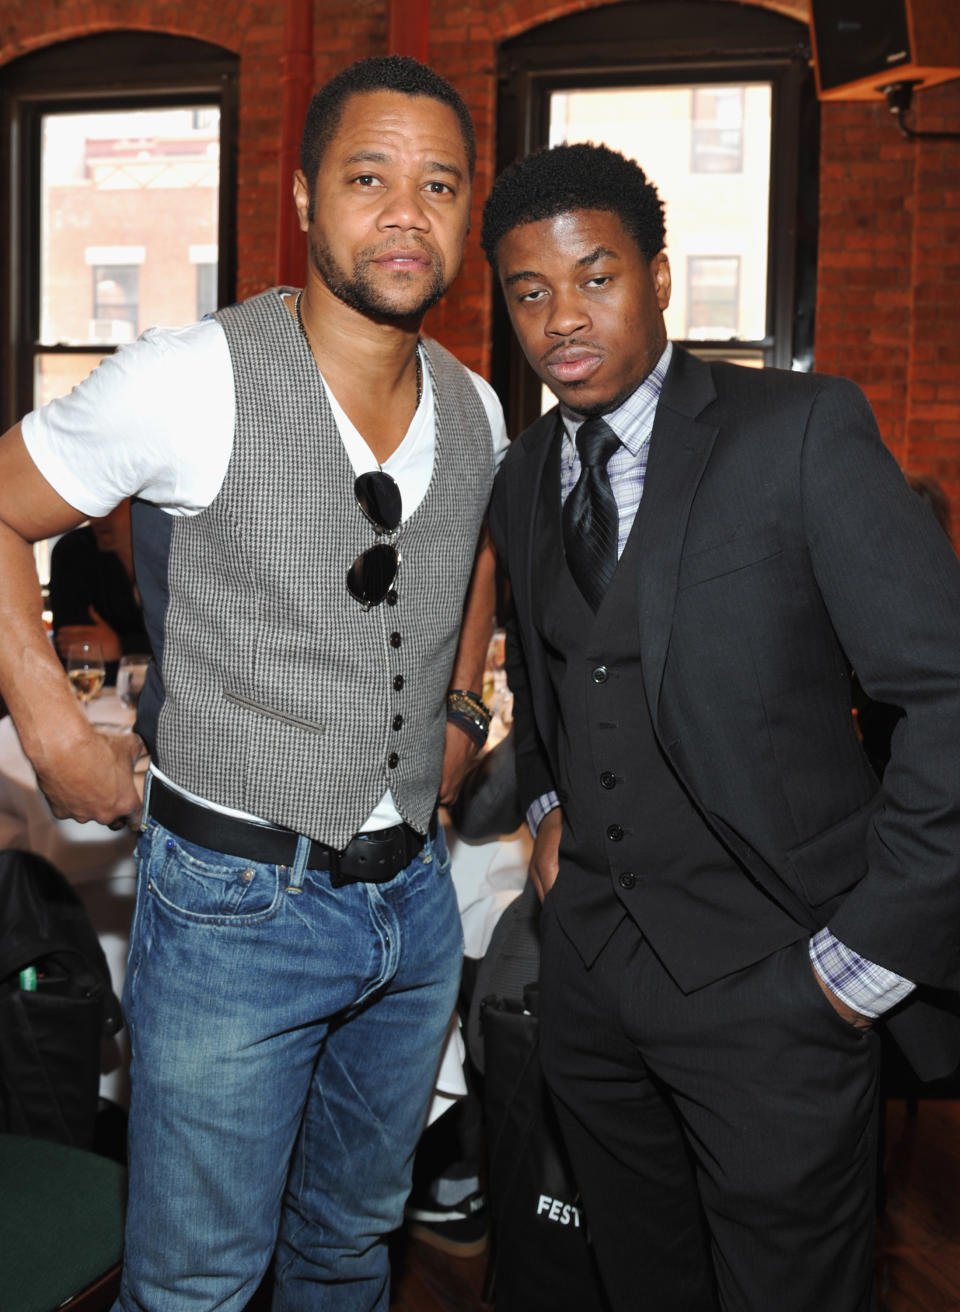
(526, 791, 560, 837)
(808, 927, 915, 1020)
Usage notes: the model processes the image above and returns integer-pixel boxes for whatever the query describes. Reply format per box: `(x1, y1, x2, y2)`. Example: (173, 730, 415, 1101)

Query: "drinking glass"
(66, 641, 106, 703)
(117, 654, 150, 709)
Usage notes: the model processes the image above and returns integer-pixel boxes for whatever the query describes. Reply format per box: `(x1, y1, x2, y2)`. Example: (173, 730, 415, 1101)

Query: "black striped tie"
(562, 416, 621, 611)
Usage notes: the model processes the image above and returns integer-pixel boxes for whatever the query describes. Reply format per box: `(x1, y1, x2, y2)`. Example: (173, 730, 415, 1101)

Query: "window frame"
(491, 1, 818, 434)
(0, 32, 238, 430)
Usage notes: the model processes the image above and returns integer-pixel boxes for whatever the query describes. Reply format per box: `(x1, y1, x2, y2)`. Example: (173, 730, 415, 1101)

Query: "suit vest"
(133, 288, 493, 847)
(533, 427, 802, 988)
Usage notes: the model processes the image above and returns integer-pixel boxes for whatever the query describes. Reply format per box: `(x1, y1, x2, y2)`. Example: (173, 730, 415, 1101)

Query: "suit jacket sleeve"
(799, 377, 960, 988)
(488, 460, 558, 817)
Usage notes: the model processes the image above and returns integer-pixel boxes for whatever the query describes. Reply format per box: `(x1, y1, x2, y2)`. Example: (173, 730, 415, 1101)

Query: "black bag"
(0, 849, 122, 1148)
(477, 885, 609, 1312)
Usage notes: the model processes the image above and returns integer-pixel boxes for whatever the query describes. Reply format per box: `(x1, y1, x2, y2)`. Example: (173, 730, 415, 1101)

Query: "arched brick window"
(1, 32, 238, 429)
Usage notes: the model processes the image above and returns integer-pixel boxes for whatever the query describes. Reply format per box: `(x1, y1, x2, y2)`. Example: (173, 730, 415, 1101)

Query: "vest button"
(386, 589, 398, 606)
(600, 771, 616, 790)
(392, 715, 404, 731)
(618, 871, 637, 890)
(387, 752, 399, 769)
(606, 823, 624, 842)
(592, 665, 608, 684)
(393, 674, 405, 691)
(390, 632, 402, 648)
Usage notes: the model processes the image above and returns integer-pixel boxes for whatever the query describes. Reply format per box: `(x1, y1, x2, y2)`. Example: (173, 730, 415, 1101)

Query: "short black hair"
(300, 55, 476, 187)
(481, 141, 666, 267)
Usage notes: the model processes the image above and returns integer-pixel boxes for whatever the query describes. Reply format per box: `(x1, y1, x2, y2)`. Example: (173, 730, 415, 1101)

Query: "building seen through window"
(37, 106, 221, 408)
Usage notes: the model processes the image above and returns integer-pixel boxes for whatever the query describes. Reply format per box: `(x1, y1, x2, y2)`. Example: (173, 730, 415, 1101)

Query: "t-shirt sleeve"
(468, 369, 509, 470)
(20, 318, 234, 518)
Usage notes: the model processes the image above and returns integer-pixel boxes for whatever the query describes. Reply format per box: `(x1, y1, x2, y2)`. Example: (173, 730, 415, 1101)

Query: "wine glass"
(66, 641, 106, 704)
(117, 654, 150, 709)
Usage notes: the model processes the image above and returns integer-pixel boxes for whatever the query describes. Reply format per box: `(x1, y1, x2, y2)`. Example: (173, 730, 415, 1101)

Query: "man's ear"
(651, 252, 671, 311)
(292, 170, 311, 234)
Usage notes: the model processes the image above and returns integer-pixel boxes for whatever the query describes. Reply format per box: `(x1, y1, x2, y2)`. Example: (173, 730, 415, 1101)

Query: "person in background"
(483, 141, 960, 1312)
(0, 55, 505, 1312)
(49, 498, 151, 682)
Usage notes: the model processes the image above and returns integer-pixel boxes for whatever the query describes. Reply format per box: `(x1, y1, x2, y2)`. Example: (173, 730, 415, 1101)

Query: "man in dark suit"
(482, 142, 960, 1312)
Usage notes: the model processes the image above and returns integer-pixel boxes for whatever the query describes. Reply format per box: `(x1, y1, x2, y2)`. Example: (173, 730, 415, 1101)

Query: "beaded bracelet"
(446, 689, 492, 749)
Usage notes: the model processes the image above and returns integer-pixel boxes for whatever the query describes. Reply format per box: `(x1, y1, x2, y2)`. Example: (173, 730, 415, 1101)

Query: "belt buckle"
(332, 827, 401, 888)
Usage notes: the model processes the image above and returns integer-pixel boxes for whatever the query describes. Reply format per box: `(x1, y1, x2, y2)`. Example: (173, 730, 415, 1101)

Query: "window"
(547, 83, 770, 350)
(1, 32, 238, 429)
(91, 264, 140, 341)
(687, 256, 741, 339)
(492, 1, 818, 432)
(690, 86, 745, 174)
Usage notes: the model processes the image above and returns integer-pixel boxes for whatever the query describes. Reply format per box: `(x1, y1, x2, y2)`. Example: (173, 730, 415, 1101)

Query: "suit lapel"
(514, 409, 562, 631)
(636, 349, 719, 716)
(511, 411, 565, 757)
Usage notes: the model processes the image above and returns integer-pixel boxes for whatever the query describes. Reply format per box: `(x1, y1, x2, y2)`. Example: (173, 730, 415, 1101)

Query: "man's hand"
(529, 806, 562, 902)
(438, 720, 480, 807)
(55, 607, 122, 663)
(812, 966, 874, 1031)
(33, 724, 146, 829)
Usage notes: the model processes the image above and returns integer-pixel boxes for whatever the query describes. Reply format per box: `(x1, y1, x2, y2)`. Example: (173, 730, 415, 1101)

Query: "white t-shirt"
(22, 313, 509, 832)
(21, 314, 507, 518)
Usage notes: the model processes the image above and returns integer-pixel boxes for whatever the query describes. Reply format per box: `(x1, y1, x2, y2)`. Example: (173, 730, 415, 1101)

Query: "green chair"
(0, 1133, 125, 1312)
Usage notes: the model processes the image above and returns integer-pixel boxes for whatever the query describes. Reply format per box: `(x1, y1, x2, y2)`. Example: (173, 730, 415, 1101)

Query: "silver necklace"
(294, 290, 422, 406)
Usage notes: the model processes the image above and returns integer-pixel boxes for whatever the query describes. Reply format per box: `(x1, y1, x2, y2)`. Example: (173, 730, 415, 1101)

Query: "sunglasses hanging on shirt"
(348, 470, 403, 610)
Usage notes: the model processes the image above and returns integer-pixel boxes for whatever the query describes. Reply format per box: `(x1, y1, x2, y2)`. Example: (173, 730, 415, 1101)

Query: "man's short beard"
(309, 233, 448, 322)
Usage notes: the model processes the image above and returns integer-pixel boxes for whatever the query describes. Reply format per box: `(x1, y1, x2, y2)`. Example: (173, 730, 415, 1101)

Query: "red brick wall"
(3, 0, 959, 499)
(817, 79, 960, 503)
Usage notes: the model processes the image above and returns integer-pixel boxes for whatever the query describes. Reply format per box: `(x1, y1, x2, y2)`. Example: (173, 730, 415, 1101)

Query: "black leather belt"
(147, 776, 436, 888)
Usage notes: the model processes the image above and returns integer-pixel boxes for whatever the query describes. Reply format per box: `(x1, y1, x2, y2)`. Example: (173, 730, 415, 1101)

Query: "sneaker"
(405, 1188, 489, 1257)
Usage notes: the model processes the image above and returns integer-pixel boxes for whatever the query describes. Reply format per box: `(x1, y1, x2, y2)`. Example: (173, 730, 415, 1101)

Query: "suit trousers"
(538, 902, 880, 1312)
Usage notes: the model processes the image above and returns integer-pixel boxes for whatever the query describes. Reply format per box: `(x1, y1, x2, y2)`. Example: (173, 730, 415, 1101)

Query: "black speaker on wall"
(810, 0, 960, 100)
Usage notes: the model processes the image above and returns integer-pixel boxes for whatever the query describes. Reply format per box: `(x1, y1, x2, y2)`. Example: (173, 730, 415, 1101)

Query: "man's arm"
(438, 524, 497, 805)
(0, 424, 142, 824)
(799, 379, 960, 990)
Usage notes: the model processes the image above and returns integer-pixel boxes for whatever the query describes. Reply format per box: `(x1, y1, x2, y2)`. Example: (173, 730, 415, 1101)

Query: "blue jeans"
(115, 814, 462, 1312)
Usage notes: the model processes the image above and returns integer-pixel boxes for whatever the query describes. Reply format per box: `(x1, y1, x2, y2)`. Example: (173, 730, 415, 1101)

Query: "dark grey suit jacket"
(489, 347, 960, 1075)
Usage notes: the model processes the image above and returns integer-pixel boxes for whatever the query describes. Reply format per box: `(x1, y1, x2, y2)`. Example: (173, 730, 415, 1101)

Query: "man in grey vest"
(483, 143, 960, 1312)
(0, 56, 506, 1312)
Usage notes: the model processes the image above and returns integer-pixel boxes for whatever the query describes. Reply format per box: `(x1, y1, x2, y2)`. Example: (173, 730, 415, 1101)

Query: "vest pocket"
(223, 688, 325, 734)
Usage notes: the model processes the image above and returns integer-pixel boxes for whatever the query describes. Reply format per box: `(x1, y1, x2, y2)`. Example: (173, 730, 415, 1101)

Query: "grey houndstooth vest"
(153, 287, 494, 846)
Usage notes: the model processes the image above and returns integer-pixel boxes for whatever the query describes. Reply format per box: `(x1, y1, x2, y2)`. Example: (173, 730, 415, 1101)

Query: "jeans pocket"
(146, 823, 283, 925)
